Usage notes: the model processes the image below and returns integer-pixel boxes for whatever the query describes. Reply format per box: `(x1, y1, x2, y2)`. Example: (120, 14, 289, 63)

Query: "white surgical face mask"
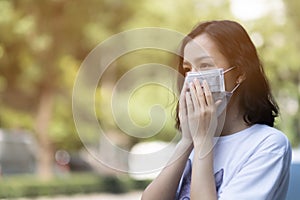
(185, 66, 240, 116)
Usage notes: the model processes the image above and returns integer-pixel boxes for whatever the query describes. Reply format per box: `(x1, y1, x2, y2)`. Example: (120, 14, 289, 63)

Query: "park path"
(17, 191, 142, 200)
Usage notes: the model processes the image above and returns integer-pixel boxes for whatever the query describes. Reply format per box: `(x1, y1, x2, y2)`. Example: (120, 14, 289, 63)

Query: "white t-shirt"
(176, 124, 292, 200)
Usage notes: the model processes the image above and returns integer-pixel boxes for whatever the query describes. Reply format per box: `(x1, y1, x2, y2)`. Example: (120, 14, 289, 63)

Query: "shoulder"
(251, 124, 291, 155)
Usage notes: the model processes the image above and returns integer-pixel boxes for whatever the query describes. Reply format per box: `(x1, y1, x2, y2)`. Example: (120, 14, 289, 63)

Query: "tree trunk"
(34, 87, 54, 180)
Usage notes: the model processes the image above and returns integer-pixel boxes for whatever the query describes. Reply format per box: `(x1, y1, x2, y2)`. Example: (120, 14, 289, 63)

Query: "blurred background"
(0, 0, 299, 199)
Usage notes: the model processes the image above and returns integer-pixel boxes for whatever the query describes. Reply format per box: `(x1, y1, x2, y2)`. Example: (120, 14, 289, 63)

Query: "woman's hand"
(186, 79, 220, 148)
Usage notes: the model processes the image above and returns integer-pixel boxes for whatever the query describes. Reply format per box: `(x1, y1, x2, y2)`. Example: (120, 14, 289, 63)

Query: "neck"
(220, 97, 248, 136)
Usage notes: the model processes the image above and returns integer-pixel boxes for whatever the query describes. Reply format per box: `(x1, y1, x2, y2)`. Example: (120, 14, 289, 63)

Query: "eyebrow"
(183, 56, 213, 65)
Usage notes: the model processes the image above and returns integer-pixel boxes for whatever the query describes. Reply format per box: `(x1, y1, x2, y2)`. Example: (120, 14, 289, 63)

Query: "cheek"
(224, 75, 236, 91)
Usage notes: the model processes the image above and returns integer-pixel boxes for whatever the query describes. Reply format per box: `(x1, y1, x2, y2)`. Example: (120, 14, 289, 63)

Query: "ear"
(237, 73, 246, 84)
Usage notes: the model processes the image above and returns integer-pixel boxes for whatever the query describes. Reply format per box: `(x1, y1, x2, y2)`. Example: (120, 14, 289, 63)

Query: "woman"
(141, 20, 291, 200)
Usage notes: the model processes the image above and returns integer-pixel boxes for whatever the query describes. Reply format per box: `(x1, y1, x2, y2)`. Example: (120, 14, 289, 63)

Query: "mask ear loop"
(230, 82, 241, 93)
(223, 66, 237, 74)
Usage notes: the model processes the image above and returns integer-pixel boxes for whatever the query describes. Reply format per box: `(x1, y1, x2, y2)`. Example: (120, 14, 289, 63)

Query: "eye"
(198, 63, 215, 69)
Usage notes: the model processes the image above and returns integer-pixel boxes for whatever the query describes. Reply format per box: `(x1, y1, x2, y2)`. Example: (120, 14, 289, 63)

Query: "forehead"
(183, 34, 222, 64)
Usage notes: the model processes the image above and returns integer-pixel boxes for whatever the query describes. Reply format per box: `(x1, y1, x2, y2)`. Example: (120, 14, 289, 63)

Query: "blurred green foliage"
(0, 0, 299, 178)
(0, 173, 150, 198)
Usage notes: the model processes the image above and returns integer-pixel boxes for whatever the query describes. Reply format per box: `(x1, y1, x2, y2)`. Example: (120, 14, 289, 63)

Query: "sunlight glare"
(230, 0, 285, 22)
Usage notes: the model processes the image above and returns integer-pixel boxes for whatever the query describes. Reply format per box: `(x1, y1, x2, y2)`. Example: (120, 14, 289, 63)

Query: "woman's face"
(183, 33, 238, 92)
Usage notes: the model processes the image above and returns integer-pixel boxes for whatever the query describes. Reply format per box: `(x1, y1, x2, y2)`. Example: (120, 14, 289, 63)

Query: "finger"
(203, 80, 213, 106)
(179, 81, 188, 103)
(215, 99, 222, 113)
(189, 81, 200, 111)
(179, 88, 188, 117)
(193, 78, 205, 108)
(180, 81, 190, 102)
(185, 91, 194, 114)
(182, 81, 189, 92)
